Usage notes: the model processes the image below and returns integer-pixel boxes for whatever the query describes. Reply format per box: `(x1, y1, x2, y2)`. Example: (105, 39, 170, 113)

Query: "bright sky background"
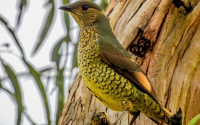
(0, 0, 69, 124)
(0, 0, 102, 124)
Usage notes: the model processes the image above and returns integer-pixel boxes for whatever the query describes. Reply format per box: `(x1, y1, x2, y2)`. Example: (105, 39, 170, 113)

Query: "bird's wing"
(99, 37, 159, 103)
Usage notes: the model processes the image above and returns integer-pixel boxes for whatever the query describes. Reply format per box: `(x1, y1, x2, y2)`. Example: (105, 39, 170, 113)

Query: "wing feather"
(99, 37, 159, 103)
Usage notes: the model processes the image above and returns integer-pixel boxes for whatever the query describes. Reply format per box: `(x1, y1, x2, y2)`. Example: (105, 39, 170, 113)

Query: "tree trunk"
(58, 0, 200, 124)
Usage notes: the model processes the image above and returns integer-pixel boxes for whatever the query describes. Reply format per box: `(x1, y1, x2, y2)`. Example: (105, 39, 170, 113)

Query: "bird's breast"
(78, 39, 136, 111)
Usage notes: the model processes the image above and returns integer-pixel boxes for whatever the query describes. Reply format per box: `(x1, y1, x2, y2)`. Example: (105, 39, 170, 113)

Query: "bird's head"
(59, 1, 107, 28)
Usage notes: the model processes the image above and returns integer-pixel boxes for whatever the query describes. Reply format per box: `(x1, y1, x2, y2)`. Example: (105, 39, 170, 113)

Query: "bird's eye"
(82, 5, 88, 10)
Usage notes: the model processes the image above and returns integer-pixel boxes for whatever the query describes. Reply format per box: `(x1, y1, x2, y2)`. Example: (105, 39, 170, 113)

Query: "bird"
(59, 1, 182, 125)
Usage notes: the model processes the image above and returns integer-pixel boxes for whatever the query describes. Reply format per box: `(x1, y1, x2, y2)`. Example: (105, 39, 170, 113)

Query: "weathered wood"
(59, 0, 200, 125)
(142, 0, 173, 45)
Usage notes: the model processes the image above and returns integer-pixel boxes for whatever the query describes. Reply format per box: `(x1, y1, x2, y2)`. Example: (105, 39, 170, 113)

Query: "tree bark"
(58, 0, 200, 124)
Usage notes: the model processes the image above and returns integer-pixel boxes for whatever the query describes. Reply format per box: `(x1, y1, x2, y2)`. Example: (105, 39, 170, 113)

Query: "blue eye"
(82, 5, 88, 10)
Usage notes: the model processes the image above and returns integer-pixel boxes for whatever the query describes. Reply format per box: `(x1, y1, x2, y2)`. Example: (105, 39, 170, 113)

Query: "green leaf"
(63, 0, 71, 42)
(63, 0, 70, 7)
(16, 0, 27, 28)
(23, 60, 51, 125)
(51, 37, 65, 67)
(55, 68, 64, 124)
(100, 0, 108, 11)
(72, 43, 78, 69)
(0, 84, 37, 125)
(1, 60, 23, 125)
(32, 0, 55, 55)
(0, 15, 25, 56)
(189, 114, 200, 125)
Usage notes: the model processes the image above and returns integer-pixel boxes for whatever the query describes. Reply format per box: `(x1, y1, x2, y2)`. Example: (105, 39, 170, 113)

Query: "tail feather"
(132, 92, 182, 125)
(163, 107, 182, 125)
(168, 108, 182, 125)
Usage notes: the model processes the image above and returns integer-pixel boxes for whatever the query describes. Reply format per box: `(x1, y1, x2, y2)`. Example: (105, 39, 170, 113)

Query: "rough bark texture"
(59, 0, 200, 124)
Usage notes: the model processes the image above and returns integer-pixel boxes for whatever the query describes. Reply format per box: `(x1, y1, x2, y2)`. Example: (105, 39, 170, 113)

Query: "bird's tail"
(163, 108, 182, 125)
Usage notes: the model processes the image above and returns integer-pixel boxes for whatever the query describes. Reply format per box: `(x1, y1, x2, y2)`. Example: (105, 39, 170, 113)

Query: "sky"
(0, 0, 67, 124)
(0, 0, 102, 124)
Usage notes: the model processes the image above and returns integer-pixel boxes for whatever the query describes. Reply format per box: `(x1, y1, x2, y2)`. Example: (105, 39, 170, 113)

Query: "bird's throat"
(79, 25, 100, 47)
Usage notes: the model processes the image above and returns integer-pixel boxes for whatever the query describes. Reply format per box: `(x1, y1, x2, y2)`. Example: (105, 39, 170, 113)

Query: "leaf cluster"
(0, 0, 108, 124)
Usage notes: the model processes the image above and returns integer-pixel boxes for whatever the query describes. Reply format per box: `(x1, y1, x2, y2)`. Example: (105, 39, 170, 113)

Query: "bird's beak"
(59, 5, 72, 12)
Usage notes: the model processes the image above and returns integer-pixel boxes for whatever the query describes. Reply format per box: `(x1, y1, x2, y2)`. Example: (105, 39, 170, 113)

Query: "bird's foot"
(121, 100, 134, 111)
(169, 108, 182, 125)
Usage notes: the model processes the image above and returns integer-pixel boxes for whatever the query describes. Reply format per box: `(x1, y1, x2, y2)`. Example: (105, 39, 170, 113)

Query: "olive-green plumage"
(59, 1, 172, 124)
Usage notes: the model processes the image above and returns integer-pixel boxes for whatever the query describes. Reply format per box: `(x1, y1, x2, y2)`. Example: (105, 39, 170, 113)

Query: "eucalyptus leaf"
(0, 15, 25, 56)
(23, 60, 51, 125)
(51, 37, 65, 67)
(32, 1, 55, 55)
(72, 43, 78, 69)
(188, 114, 200, 125)
(0, 81, 36, 125)
(1, 61, 23, 125)
(63, 0, 71, 42)
(100, 0, 108, 11)
(55, 68, 64, 124)
(16, 0, 27, 28)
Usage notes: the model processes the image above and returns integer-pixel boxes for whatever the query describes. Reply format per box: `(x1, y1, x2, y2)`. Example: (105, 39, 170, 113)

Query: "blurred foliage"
(188, 114, 200, 125)
(0, 0, 108, 125)
(1, 60, 23, 125)
(32, 0, 55, 55)
(101, 0, 108, 10)
(17, 0, 27, 28)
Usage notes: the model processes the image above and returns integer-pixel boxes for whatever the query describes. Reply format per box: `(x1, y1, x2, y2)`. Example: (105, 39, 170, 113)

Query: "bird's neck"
(80, 24, 97, 34)
(81, 14, 114, 35)
(79, 16, 115, 47)
(79, 24, 100, 48)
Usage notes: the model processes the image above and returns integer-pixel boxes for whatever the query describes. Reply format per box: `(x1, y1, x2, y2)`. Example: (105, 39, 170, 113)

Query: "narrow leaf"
(63, 0, 71, 42)
(72, 43, 78, 69)
(0, 85, 36, 125)
(55, 68, 64, 124)
(63, 0, 70, 4)
(16, 0, 27, 28)
(32, 1, 55, 55)
(1, 60, 23, 125)
(100, 0, 108, 11)
(23, 60, 51, 125)
(51, 37, 65, 67)
(0, 15, 25, 56)
(189, 114, 200, 125)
